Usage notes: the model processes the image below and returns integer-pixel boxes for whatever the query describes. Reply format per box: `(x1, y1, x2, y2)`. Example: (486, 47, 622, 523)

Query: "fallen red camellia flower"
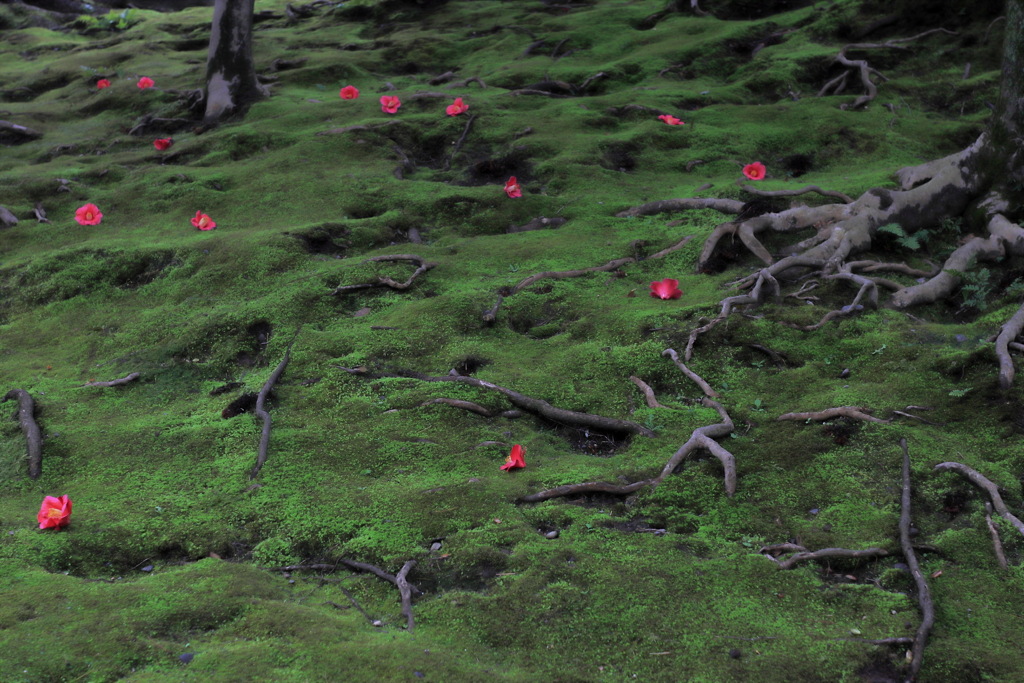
(500, 444, 526, 471)
(742, 161, 766, 181)
(191, 210, 216, 231)
(153, 138, 173, 151)
(340, 85, 359, 100)
(75, 203, 103, 226)
(658, 114, 684, 126)
(446, 97, 469, 116)
(650, 278, 683, 300)
(137, 76, 155, 89)
(38, 495, 72, 530)
(380, 95, 401, 114)
(504, 176, 522, 198)
(96, 79, 111, 90)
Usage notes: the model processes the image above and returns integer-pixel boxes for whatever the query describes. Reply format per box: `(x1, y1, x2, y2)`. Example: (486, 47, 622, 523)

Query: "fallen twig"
(81, 372, 140, 388)
(900, 438, 934, 682)
(3, 389, 42, 479)
(933, 462, 1024, 536)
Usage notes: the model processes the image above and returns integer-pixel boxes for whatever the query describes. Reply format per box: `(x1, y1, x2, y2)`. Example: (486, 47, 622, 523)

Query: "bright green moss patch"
(1, 0, 1022, 680)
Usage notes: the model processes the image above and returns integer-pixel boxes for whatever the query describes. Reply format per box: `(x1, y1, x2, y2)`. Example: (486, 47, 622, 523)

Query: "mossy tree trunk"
(202, 0, 267, 126)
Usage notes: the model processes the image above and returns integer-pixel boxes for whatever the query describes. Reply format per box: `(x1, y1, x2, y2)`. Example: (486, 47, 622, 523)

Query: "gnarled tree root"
(933, 462, 1024, 537)
(764, 545, 889, 570)
(337, 367, 653, 437)
(662, 348, 718, 398)
(740, 183, 853, 204)
(995, 300, 1024, 389)
(984, 501, 1010, 570)
(81, 372, 140, 388)
(900, 439, 934, 682)
(629, 376, 667, 408)
(333, 254, 436, 295)
(521, 397, 736, 503)
(419, 397, 522, 419)
(3, 389, 42, 479)
(777, 406, 890, 424)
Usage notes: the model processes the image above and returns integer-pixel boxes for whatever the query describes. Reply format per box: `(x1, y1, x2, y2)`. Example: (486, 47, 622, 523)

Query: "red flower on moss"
(742, 161, 766, 181)
(153, 138, 173, 151)
(446, 97, 469, 116)
(504, 176, 522, 198)
(75, 203, 103, 226)
(500, 444, 526, 471)
(658, 114, 684, 126)
(38, 495, 72, 530)
(137, 76, 155, 89)
(380, 95, 401, 114)
(650, 278, 682, 300)
(191, 211, 216, 231)
(96, 79, 111, 90)
(340, 85, 359, 100)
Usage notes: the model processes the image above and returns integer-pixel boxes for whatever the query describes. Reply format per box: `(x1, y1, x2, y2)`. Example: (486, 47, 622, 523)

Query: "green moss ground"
(1, 0, 1023, 680)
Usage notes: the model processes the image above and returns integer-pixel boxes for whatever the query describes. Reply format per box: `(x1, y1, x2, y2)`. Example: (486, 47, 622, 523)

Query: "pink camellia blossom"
(339, 85, 359, 100)
(153, 138, 173, 151)
(38, 495, 72, 530)
(137, 76, 155, 89)
(504, 176, 522, 198)
(380, 95, 401, 114)
(500, 444, 526, 471)
(191, 211, 216, 231)
(742, 161, 766, 181)
(446, 97, 469, 116)
(75, 203, 103, 226)
(658, 114, 684, 126)
(650, 278, 682, 300)
(96, 79, 111, 90)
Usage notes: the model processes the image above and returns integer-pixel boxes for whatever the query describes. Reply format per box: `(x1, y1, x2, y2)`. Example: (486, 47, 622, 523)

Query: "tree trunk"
(203, 0, 266, 126)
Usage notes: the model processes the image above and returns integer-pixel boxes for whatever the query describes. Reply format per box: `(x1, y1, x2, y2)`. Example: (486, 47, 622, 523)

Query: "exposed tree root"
(332, 254, 436, 295)
(685, 267, 782, 361)
(984, 501, 1010, 570)
(337, 367, 654, 437)
(419, 397, 522, 419)
(899, 439, 934, 682)
(249, 337, 297, 480)
(995, 301, 1024, 389)
(81, 372, 140, 388)
(521, 396, 737, 503)
(615, 198, 744, 218)
(315, 120, 400, 136)
(740, 184, 854, 204)
(443, 113, 476, 171)
(447, 76, 486, 89)
(483, 236, 694, 323)
(765, 546, 889, 570)
(629, 376, 667, 409)
(818, 29, 956, 110)
(933, 462, 1024, 537)
(661, 349, 718, 398)
(777, 406, 890, 424)
(3, 389, 42, 479)
(396, 560, 416, 632)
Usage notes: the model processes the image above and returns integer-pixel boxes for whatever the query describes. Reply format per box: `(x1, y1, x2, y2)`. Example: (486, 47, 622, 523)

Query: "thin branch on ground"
(629, 376, 668, 408)
(80, 372, 140, 387)
(900, 438, 934, 682)
(337, 367, 654, 437)
(777, 406, 890, 424)
(740, 184, 854, 204)
(333, 583, 375, 623)
(3, 389, 42, 479)
(332, 254, 437, 295)
(250, 333, 300, 479)
(984, 501, 1010, 570)
(419, 397, 523, 418)
(662, 348, 719, 398)
(933, 462, 1024, 536)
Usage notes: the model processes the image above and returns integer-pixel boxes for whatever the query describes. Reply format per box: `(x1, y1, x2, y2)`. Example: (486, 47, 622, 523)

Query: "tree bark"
(203, 0, 267, 126)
